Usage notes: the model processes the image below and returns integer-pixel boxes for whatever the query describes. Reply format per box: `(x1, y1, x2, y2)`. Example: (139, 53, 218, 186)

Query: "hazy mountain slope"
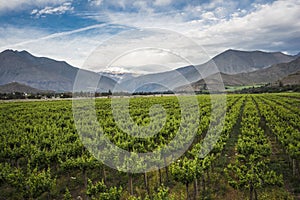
(0, 82, 50, 94)
(208, 49, 295, 74)
(176, 57, 300, 91)
(279, 70, 300, 86)
(0, 50, 116, 92)
(235, 56, 300, 84)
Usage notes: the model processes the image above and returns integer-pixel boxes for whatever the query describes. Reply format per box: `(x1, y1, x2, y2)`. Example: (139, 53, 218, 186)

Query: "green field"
(225, 85, 265, 92)
(0, 93, 299, 200)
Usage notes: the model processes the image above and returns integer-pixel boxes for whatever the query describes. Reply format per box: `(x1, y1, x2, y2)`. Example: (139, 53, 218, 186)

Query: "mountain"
(118, 49, 296, 92)
(278, 70, 300, 86)
(206, 49, 295, 74)
(0, 50, 116, 92)
(0, 82, 51, 94)
(176, 57, 300, 91)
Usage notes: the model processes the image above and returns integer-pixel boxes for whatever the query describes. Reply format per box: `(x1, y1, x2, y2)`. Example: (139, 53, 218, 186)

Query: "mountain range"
(0, 49, 299, 93)
(114, 49, 298, 92)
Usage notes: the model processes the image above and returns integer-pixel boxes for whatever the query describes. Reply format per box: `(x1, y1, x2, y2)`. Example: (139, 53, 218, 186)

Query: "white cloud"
(82, 29, 211, 73)
(0, 26, 47, 47)
(0, 0, 70, 12)
(31, 2, 74, 17)
(153, 0, 172, 7)
(133, 1, 154, 13)
(104, 0, 300, 58)
(201, 12, 218, 21)
(88, 0, 103, 6)
(104, 0, 240, 33)
(189, 0, 300, 54)
(202, 0, 225, 10)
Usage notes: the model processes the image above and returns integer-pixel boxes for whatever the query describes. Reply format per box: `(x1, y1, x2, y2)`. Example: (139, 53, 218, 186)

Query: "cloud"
(102, 0, 299, 57)
(31, 2, 74, 17)
(0, 0, 299, 73)
(0, 0, 70, 13)
(0, 24, 120, 68)
(0, 23, 110, 49)
(82, 29, 211, 73)
(0, 26, 47, 48)
(103, 0, 240, 32)
(133, 1, 154, 13)
(88, 0, 103, 6)
(189, 0, 300, 54)
(108, 49, 193, 74)
(153, 0, 173, 7)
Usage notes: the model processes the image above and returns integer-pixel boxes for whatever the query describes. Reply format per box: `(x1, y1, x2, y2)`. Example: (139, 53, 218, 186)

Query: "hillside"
(203, 49, 296, 74)
(0, 82, 51, 94)
(279, 70, 300, 86)
(0, 50, 116, 92)
(176, 57, 300, 91)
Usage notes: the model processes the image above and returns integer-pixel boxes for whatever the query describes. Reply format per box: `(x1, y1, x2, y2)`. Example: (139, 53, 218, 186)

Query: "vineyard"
(0, 93, 299, 200)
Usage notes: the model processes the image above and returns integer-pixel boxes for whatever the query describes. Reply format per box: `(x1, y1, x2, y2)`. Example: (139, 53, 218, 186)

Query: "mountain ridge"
(0, 82, 52, 94)
(0, 49, 298, 92)
(176, 57, 300, 91)
(0, 50, 116, 92)
(119, 49, 296, 92)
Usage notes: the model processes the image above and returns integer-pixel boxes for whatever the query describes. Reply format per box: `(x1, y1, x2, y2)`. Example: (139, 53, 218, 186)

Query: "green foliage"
(86, 179, 122, 200)
(127, 196, 142, 200)
(225, 97, 283, 199)
(153, 185, 174, 200)
(63, 188, 73, 200)
(87, 179, 107, 197)
(0, 94, 298, 199)
(0, 163, 11, 184)
(23, 165, 56, 199)
(170, 157, 196, 185)
(2, 163, 56, 199)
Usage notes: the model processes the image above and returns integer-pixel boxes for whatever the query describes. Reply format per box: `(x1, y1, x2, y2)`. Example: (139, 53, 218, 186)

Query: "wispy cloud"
(153, 0, 173, 7)
(0, 24, 131, 67)
(31, 2, 74, 17)
(0, 0, 70, 13)
(0, 24, 109, 49)
(88, 0, 103, 6)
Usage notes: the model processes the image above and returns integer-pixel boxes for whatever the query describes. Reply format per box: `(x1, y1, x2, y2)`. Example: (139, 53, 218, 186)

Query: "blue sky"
(0, 0, 299, 72)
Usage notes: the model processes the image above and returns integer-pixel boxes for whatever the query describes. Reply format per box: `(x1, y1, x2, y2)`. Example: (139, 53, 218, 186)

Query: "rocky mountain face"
(0, 82, 51, 94)
(176, 57, 300, 91)
(205, 49, 295, 74)
(0, 50, 116, 92)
